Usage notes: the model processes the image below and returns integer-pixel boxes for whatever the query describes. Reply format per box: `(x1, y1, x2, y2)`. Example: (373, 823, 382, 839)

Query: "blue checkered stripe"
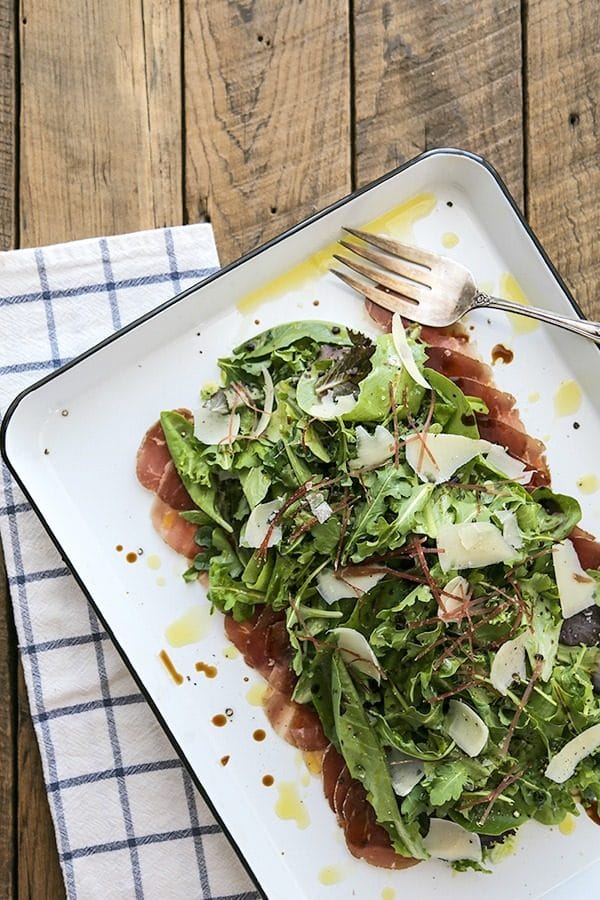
(0, 227, 259, 900)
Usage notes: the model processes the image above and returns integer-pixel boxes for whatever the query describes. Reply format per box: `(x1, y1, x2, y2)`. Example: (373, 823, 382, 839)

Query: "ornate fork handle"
(473, 292, 600, 346)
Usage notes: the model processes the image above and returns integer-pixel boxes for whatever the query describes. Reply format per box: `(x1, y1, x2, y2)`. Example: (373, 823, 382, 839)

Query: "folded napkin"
(0, 227, 259, 900)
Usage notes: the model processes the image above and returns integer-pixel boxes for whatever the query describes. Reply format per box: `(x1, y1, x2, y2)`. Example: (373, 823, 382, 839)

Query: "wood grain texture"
(18, 668, 66, 900)
(0, 1, 17, 896)
(19, 0, 183, 246)
(526, 0, 599, 317)
(0, 0, 16, 249)
(352, 0, 524, 205)
(184, 0, 351, 263)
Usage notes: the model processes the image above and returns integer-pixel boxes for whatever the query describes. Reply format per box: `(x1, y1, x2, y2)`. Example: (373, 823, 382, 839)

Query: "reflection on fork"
(331, 228, 600, 345)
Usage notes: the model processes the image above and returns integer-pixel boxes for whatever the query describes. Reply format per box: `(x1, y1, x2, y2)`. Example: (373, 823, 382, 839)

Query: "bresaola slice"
(156, 461, 195, 510)
(263, 688, 329, 752)
(137, 408, 193, 492)
(151, 497, 199, 559)
(425, 345, 493, 384)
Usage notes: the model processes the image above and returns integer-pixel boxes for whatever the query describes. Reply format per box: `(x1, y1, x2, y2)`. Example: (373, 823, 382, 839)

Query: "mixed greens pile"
(159, 320, 600, 868)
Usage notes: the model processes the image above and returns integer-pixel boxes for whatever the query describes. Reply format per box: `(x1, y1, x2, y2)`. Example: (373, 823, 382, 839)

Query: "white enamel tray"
(3, 150, 600, 900)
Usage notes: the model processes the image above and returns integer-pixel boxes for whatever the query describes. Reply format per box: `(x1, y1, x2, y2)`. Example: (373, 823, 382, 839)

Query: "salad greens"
(160, 319, 600, 868)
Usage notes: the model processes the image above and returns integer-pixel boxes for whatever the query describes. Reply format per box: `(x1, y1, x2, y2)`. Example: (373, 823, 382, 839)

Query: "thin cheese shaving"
(391, 312, 431, 389)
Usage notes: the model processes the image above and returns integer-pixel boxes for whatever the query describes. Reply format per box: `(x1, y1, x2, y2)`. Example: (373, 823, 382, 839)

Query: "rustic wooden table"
(0, 1, 598, 896)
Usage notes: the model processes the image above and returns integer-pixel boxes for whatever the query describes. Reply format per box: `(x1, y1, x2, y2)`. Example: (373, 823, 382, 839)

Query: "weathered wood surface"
(1, 0, 598, 896)
(18, 0, 182, 245)
(1, 1, 16, 897)
(0, 0, 15, 249)
(526, 0, 600, 317)
(352, 0, 524, 205)
(184, 0, 351, 263)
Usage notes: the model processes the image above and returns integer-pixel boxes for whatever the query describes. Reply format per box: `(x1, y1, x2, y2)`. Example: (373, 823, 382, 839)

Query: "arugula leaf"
(331, 653, 427, 859)
(424, 760, 485, 807)
(160, 411, 232, 532)
(239, 467, 271, 508)
(232, 321, 353, 359)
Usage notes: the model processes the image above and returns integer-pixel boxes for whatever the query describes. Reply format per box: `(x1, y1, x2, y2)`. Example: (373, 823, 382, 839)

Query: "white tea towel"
(0, 226, 259, 900)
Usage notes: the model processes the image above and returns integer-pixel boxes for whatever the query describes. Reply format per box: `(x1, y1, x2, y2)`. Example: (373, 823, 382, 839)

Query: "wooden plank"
(183, 0, 351, 264)
(19, 0, 182, 246)
(17, 668, 66, 900)
(1, 1, 17, 896)
(352, 0, 524, 205)
(526, 0, 599, 318)
(0, 0, 16, 249)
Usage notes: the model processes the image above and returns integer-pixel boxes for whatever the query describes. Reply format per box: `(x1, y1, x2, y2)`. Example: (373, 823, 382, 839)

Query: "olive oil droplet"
(275, 782, 310, 830)
(554, 380, 582, 417)
(246, 683, 267, 706)
(165, 605, 211, 647)
(576, 474, 599, 495)
(318, 865, 344, 885)
(441, 231, 459, 249)
(500, 273, 539, 334)
(559, 814, 576, 835)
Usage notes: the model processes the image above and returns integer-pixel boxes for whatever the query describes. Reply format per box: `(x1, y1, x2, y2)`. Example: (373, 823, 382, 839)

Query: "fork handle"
(475, 292, 600, 345)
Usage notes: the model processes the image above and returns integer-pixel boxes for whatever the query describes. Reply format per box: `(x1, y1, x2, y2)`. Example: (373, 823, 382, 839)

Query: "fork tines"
(330, 227, 433, 315)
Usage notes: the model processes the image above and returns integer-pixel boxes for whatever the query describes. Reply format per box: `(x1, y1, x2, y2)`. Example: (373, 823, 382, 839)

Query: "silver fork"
(331, 227, 600, 345)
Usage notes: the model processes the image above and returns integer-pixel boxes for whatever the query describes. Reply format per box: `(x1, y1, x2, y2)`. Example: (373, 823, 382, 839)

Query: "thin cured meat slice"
(343, 781, 370, 844)
(322, 745, 346, 813)
(365, 299, 393, 332)
(137, 420, 173, 491)
(224, 609, 261, 651)
(151, 496, 199, 559)
(476, 417, 549, 484)
(157, 460, 194, 511)
(263, 688, 329, 751)
(332, 764, 352, 822)
(418, 323, 472, 355)
(425, 345, 493, 385)
(453, 377, 521, 428)
(343, 782, 419, 870)
(570, 526, 600, 571)
(229, 607, 297, 694)
(136, 408, 193, 492)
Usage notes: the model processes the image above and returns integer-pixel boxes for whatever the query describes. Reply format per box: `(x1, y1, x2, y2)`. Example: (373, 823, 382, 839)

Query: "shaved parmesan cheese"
(317, 568, 385, 605)
(437, 521, 517, 573)
(423, 819, 482, 862)
(194, 406, 240, 445)
(391, 313, 431, 390)
(545, 723, 600, 784)
(307, 391, 357, 420)
(496, 510, 523, 550)
(553, 539, 597, 619)
(349, 425, 395, 470)
(405, 433, 490, 485)
(332, 627, 381, 682)
(241, 499, 282, 548)
(485, 444, 533, 484)
(445, 699, 489, 757)
(490, 633, 527, 695)
(307, 492, 333, 524)
(387, 750, 425, 797)
(439, 575, 471, 621)
(254, 366, 274, 438)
